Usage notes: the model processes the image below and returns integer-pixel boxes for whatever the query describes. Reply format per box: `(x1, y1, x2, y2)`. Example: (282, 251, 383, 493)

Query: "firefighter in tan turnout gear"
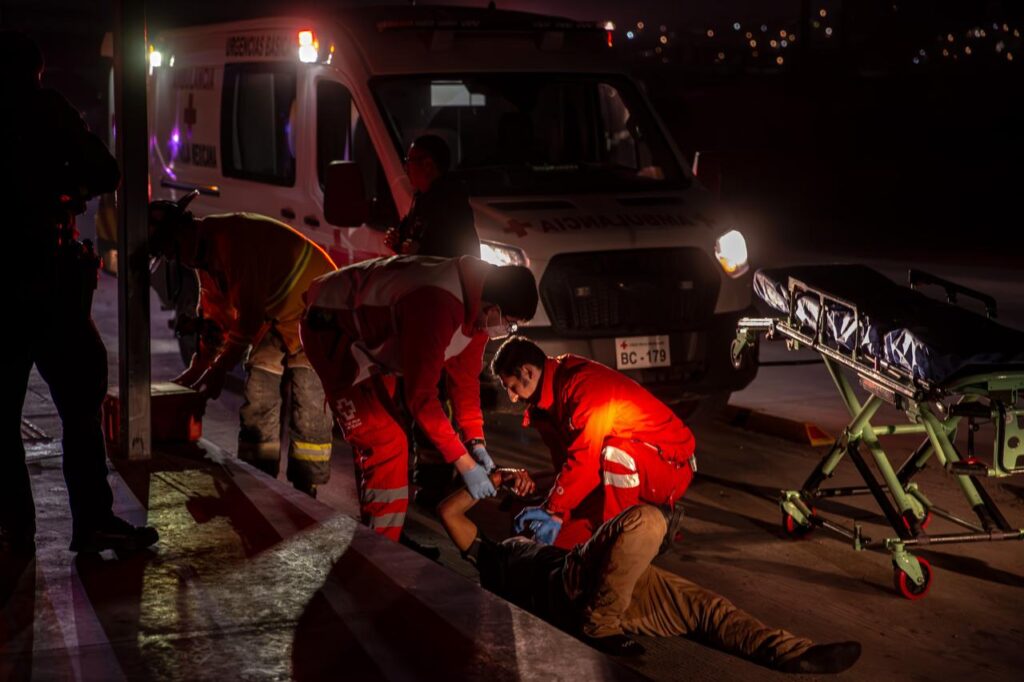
(148, 192, 336, 496)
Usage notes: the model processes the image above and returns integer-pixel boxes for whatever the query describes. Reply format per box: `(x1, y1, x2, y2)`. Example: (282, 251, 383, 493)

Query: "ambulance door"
(313, 78, 396, 266)
(219, 62, 303, 227)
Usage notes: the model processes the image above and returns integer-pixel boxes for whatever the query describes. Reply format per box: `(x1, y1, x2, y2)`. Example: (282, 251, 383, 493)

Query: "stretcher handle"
(908, 269, 998, 319)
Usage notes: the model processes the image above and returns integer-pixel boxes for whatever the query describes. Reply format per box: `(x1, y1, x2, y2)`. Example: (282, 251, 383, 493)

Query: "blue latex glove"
(514, 506, 563, 545)
(470, 442, 496, 473)
(461, 464, 497, 500)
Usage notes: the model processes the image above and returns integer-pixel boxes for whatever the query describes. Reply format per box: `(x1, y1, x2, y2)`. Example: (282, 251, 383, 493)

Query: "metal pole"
(113, 0, 151, 460)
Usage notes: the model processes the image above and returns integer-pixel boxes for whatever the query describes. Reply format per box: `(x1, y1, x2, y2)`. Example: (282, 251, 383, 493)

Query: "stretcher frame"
(731, 271, 1024, 599)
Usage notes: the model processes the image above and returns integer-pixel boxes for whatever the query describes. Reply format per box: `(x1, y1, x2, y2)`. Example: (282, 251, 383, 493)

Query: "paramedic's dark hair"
(411, 134, 452, 174)
(491, 336, 547, 379)
(482, 265, 538, 322)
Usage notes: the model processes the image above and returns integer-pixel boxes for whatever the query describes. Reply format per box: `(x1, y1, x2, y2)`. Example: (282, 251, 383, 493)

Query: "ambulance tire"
(676, 391, 731, 425)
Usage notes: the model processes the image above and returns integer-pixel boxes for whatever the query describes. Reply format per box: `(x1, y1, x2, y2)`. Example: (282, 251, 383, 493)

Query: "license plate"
(614, 335, 671, 370)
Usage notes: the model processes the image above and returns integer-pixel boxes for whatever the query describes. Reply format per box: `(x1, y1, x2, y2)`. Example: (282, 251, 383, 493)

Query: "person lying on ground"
(438, 470, 861, 674)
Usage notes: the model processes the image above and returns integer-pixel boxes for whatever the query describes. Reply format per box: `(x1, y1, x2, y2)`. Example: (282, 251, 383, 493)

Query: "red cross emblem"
(184, 93, 197, 134)
(620, 340, 628, 350)
(504, 219, 531, 237)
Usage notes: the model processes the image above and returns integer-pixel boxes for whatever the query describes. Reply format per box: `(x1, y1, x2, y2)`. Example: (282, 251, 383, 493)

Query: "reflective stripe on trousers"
(290, 440, 332, 462)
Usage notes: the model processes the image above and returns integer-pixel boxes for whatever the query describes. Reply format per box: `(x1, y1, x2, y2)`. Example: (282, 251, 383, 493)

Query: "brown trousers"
(563, 505, 813, 668)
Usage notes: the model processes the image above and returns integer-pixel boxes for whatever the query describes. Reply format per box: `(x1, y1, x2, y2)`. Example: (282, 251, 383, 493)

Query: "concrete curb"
(723, 405, 833, 447)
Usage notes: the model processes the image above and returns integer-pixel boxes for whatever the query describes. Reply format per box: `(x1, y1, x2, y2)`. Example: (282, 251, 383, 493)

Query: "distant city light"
(707, 29, 715, 38)
(717, 51, 726, 60)
(752, 50, 759, 57)
(942, 48, 949, 57)
(781, 39, 789, 47)
(660, 35, 668, 44)
(1003, 23, 1010, 32)
(996, 41, 1005, 53)
(626, 31, 635, 39)
(964, 45, 972, 55)
(780, 29, 788, 37)
(788, 33, 797, 41)
(760, 25, 768, 32)
(947, 34, 955, 42)
(825, 26, 834, 37)
(604, 21, 616, 31)
(733, 22, 741, 31)
(770, 39, 778, 48)
(919, 49, 926, 56)
(745, 31, 753, 39)
(1015, 29, 1021, 38)
(1008, 52, 1014, 61)
(912, 57, 920, 64)
(637, 21, 645, 29)
(655, 46, 662, 54)
(659, 24, 667, 32)
(776, 56, 784, 65)
(819, 9, 828, 18)
(812, 20, 821, 29)
(749, 39, 757, 48)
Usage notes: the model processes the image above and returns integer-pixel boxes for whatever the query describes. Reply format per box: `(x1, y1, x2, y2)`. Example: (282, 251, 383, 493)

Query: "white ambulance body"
(148, 5, 757, 403)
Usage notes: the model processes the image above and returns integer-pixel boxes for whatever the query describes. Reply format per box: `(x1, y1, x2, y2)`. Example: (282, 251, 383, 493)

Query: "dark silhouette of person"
(386, 134, 480, 259)
(0, 31, 158, 556)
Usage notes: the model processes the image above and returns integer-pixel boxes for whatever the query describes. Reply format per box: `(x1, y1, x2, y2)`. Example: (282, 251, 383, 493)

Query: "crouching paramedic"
(299, 255, 538, 541)
(147, 193, 336, 496)
(438, 471, 861, 673)
(491, 336, 696, 549)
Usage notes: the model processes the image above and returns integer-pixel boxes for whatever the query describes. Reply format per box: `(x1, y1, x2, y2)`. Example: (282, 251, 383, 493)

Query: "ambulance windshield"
(372, 74, 689, 196)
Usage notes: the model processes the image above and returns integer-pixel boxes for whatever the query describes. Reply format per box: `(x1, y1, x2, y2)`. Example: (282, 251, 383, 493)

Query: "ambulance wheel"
(782, 508, 815, 539)
(893, 556, 932, 600)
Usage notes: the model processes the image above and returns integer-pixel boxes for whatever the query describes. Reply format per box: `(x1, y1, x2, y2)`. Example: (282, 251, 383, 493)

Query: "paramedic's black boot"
(70, 516, 159, 554)
(581, 633, 646, 657)
(294, 481, 318, 499)
(399, 532, 441, 561)
(778, 641, 861, 674)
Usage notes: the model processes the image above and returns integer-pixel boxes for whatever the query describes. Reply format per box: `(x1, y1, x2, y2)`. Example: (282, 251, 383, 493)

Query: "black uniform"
(1, 83, 121, 548)
(397, 177, 480, 258)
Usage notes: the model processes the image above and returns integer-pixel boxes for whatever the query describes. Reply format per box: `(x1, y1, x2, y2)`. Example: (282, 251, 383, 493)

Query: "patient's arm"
(438, 469, 536, 552)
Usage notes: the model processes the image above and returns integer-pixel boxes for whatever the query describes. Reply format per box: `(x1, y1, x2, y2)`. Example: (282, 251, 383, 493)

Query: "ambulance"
(147, 4, 758, 409)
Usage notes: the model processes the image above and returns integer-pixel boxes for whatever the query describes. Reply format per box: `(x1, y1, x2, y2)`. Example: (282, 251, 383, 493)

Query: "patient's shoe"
(581, 633, 646, 657)
(778, 641, 862, 674)
(70, 516, 159, 554)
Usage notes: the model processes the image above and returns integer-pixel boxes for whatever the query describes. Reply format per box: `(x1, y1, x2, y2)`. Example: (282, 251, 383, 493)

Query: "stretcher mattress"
(753, 265, 1024, 385)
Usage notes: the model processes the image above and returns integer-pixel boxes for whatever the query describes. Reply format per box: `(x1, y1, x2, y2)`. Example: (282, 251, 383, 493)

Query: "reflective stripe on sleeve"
(266, 242, 314, 310)
(601, 445, 637, 471)
(603, 471, 640, 489)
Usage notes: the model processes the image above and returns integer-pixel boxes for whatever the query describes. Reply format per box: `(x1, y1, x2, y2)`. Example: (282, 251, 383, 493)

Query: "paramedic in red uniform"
(148, 192, 337, 497)
(300, 255, 537, 541)
(491, 336, 696, 549)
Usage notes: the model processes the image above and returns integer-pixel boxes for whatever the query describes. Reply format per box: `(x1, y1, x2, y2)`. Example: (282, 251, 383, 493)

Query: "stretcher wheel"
(782, 509, 815, 539)
(893, 556, 932, 600)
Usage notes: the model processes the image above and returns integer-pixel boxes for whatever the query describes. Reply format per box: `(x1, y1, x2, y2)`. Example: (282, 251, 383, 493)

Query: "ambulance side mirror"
(324, 161, 369, 227)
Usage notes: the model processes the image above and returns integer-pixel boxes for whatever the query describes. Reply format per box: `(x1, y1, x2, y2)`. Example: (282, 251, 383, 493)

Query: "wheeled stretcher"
(731, 265, 1024, 599)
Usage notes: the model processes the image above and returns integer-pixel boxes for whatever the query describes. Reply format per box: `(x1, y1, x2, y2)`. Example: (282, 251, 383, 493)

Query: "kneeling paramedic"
(491, 336, 696, 549)
(300, 255, 537, 541)
(439, 470, 861, 673)
(148, 193, 336, 496)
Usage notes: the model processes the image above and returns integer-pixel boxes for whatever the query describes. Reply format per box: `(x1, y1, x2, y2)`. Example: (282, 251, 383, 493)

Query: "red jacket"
(524, 355, 696, 517)
(304, 255, 490, 462)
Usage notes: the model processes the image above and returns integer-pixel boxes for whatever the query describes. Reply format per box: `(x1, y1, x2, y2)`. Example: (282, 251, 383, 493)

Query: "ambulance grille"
(539, 248, 720, 337)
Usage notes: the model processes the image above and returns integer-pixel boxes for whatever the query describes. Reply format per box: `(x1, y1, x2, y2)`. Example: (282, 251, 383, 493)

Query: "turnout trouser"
(565, 505, 813, 668)
(555, 439, 694, 550)
(300, 318, 409, 541)
(238, 333, 333, 489)
(2, 291, 114, 541)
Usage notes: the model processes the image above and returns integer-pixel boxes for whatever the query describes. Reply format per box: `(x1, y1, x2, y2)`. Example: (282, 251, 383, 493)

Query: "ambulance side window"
(317, 80, 398, 228)
(221, 63, 297, 186)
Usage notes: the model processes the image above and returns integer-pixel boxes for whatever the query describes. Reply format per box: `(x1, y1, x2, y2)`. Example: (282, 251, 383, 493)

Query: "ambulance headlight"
(480, 241, 529, 267)
(714, 229, 749, 277)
